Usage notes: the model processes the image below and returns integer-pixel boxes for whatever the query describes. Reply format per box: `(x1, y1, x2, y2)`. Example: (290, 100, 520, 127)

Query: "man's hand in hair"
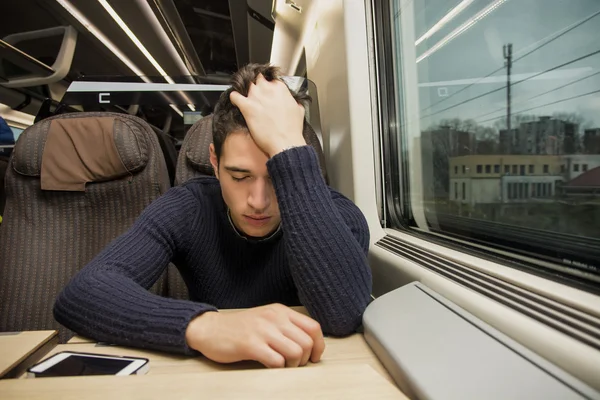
(185, 304, 325, 368)
(230, 73, 307, 157)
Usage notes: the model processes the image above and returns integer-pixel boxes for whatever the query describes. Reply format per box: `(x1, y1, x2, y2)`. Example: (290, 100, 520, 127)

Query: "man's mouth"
(243, 215, 271, 226)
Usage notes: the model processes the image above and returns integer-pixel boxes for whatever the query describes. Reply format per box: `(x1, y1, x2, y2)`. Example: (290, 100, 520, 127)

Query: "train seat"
(0, 112, 171, 342)
(153, 128, 178, 186)
(0, 155, 9, 219)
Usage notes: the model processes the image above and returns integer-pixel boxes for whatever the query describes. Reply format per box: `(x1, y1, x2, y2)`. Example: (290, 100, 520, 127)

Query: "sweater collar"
(226, 208, 282, 244)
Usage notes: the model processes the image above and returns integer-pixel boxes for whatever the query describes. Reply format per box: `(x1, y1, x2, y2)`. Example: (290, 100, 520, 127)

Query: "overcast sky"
(398, 0, 600, 131)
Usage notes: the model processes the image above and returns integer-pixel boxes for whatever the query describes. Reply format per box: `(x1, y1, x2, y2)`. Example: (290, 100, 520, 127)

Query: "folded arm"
(267, 146, 372, 336)
(53, 186, 216, 354)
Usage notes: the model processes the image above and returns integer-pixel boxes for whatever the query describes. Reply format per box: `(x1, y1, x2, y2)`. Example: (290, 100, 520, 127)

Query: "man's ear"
(209, 143, 219, 179)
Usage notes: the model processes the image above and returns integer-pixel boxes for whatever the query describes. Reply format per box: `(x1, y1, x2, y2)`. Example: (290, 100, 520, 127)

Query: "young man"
(54, 64, 372, 369)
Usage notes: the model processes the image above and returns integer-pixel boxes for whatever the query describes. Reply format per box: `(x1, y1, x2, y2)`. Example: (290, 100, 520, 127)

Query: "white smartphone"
(27, 351, 149, 378)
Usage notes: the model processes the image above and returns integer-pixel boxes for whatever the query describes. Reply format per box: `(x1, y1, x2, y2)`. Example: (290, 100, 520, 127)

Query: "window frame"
(371, 0, 414, 230)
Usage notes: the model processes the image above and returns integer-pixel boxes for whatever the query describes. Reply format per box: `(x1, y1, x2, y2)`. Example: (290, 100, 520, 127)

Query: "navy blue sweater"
(54, 146, 372, 355)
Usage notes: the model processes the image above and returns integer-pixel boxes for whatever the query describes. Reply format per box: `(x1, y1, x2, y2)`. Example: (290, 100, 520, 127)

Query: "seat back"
(0, 112, 171, 342)
(0, 155, 8, 218)
(153, 128, 178, 186)
(175, 115, 328, 185)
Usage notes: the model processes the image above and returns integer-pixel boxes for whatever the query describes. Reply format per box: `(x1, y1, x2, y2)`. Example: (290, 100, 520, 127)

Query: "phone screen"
(34, 354, 134, 377)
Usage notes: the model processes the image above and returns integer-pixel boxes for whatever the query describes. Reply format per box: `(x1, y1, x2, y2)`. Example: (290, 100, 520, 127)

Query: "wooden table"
(60, 332, 391, 381)
(0, 364, 404, 399)
(0, 331, 58, 379)
(63, 306, 392, 382)
(0, 308, 408, 399)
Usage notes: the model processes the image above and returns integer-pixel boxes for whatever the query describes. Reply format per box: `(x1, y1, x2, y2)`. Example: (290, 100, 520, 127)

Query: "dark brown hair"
(212, 63, 311, 162)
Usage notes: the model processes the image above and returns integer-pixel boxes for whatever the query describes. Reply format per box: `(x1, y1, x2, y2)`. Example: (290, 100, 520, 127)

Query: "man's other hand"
(229, 74, 307, 158)
(185, 304, 325, 368)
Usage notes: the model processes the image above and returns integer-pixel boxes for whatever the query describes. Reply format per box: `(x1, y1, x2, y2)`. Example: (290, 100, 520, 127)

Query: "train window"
(374, 0, 600, 291)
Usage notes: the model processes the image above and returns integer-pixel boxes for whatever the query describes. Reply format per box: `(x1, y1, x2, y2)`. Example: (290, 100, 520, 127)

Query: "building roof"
(565, 166, 600, 187)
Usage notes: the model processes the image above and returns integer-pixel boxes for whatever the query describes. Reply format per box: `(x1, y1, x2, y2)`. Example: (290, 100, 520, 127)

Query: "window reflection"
(410, 0, 600, 240)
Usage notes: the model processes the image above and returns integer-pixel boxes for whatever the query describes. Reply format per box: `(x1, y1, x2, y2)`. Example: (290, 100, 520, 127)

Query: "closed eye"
(232, 176, 249, 182)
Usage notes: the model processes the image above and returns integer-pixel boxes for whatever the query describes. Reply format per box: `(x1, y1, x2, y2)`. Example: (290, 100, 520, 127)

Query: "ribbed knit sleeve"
(53, 186, 217, 355)
(267, 146, 372, 336)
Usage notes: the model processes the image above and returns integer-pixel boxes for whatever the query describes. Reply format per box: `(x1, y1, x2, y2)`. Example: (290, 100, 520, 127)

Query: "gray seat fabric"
(153, 127, 178, 186)
(0, 155, 8, 218)
(175, 115, 216, 184)
(0, 112, 171, 343)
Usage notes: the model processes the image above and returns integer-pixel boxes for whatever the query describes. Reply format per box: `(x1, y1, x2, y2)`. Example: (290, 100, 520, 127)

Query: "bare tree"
(552, 112, 592, 152)
(475, 126, 498, 154)
(492, 114, 537, 131)
(438, 118, 478, 133)
(551, 112, 591, 128)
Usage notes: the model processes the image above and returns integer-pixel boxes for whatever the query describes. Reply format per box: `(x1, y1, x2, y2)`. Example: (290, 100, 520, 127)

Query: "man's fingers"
(229, 91, 250, 112)
(267, 333, 304, 368)
(289, 312, 325, 363)
(255, 73, 268, 87)
(255, 73, 288, 95)
(249, 344, 285, 369)
(281, 324, 314, 366)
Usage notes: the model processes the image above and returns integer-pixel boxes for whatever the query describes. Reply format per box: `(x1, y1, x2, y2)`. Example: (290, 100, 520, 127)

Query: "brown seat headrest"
(12, 112, 152, 191)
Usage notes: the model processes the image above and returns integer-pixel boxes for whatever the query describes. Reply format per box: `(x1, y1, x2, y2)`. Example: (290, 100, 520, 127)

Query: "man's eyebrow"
(223, 166, 252, 173)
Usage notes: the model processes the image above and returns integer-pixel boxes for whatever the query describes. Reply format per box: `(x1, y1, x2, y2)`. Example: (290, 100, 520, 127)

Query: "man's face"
(210, 131, 281, 238)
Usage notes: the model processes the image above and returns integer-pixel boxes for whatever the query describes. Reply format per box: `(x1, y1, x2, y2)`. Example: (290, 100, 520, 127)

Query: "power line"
(421, 48, 600, 120)
(473, 69, 600, 122)
(521, 70, 600, 104)
(419, 8, 600, 114)
(513, 8, 600, 62)
(477, 88, 600, 125)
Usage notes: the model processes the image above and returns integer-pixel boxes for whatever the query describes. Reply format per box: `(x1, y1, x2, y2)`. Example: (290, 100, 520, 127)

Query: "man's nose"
(248, 178, 271, 212)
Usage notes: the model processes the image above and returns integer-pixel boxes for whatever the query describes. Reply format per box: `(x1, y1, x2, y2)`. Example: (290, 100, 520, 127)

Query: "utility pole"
(503, 43, 513, 150)
(501, 44, 513, 210)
